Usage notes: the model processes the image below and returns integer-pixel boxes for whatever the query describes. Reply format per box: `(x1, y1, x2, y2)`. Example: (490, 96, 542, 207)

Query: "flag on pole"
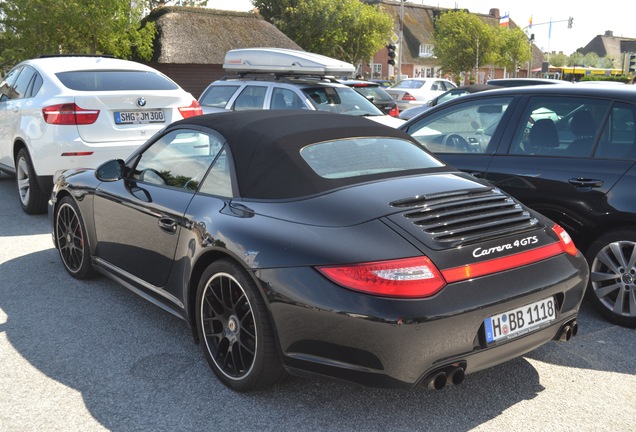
(500, 13, 509, 28)
(529, 16, 533, 30)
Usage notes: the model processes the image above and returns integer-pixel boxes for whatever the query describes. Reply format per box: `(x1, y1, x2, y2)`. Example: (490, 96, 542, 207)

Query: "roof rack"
(223, 48, 355, 76)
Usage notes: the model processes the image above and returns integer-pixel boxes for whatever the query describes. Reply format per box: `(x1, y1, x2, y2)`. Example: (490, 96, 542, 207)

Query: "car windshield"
(300, 137, 443, 178)
(352, 85, 393, 101)
(406, 96, 514, 154)
(303, 86, 384, 116)
(394, 80, 425, 89)
(56, 71, 179, 91)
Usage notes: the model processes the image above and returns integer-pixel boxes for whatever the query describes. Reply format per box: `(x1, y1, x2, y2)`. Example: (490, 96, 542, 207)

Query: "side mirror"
(95, 159, 125, 182)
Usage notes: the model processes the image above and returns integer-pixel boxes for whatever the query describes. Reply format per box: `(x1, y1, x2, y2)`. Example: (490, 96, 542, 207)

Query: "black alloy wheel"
(55, 196, 96, 279)
(196, 259, 286, 391)
(586, 229, 636, 328)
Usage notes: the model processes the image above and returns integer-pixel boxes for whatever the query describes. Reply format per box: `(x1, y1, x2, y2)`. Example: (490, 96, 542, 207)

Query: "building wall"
(143, 63, 225, 99)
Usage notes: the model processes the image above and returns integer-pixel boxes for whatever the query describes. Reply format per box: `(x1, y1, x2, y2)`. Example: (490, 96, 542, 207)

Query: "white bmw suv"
(0, 55, 202, 214)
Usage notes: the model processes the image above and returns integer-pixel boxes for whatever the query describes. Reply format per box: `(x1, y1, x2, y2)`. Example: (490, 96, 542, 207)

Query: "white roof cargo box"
(223, 48, 355, 75)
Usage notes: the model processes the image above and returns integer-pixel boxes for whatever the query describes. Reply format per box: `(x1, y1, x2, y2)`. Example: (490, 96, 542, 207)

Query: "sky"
(206, 0, 634, 55)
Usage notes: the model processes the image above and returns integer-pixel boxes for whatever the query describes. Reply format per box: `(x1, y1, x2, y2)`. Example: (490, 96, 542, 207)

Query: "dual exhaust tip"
(557, 319, 579, 342)
(424, 319, 579, 391)
(424, 364, 466, 391)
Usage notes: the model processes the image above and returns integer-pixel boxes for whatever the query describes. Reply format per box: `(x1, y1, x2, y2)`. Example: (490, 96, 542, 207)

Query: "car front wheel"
(195, 259, 286, 391)
(16, 148, 48, 214)
(585, 229, 636, 328)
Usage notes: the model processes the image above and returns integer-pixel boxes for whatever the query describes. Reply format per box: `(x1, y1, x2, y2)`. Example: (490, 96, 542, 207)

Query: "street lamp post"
(397, 0, 404, 80)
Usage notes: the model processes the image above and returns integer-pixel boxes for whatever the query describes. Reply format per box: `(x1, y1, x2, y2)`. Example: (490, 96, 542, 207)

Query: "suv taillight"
(42, 103, 99, 125)
(178, 100, 203, 118)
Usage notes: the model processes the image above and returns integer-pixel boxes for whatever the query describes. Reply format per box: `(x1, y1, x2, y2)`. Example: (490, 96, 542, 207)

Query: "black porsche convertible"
(49, 110, 588, 391)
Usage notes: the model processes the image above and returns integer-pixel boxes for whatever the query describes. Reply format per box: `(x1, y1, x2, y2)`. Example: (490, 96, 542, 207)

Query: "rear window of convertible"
(300, 137, 444, 179)
(56, 70, 179, 91)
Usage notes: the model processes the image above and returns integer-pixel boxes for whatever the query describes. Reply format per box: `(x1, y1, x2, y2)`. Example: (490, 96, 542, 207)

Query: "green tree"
(548, 52, 568, 67)
(251, 0, 393, 68)
(432, 10, 498, 79)
(496, 27, 532, 77)
(1, 0, 155, 63)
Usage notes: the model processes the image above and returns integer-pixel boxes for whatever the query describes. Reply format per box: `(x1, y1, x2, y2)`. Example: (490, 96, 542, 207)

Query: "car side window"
(0, 66, 23, 101)
(233, 85, 267, 111)
(133, 129, 224, 191)
(596, 103, 636, 160)
(11, 66, 37, 99)
(405, 96, 513, 154)
(199, 85, 240, 109)
(508, 97, 611, 158)
(199, 148, 233, 197)
(271, 87, 307, 110)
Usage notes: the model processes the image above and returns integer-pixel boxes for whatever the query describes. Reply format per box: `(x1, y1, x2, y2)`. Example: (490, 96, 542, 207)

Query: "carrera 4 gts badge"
(472, 236, 538, 258)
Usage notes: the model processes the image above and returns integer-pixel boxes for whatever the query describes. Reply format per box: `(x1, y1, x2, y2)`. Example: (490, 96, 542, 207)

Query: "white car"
(198, 48, 405, 129)
(0, 55, 202, 214)
(386, 78, 457, 111)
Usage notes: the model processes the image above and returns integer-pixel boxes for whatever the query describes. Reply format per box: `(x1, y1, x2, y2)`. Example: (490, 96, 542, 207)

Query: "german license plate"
(115, 110, 164, 124)
(484, 297, 556, 343)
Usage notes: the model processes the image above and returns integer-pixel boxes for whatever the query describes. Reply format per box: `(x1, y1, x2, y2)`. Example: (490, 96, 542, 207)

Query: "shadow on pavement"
(1, 249, 548, 432)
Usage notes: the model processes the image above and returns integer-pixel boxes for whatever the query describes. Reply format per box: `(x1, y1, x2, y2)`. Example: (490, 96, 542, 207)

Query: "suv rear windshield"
(56, 71, 179, 91)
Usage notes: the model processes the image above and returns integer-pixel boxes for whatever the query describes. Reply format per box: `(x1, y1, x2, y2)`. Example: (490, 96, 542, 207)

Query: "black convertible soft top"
(169, 110, 444, 199)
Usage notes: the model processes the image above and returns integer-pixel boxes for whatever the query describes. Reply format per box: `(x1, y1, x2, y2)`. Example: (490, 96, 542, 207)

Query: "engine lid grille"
(390, 187, 540, 249)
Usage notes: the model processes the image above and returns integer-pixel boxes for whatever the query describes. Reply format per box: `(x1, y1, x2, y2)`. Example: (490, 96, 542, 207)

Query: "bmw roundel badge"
(137, 97, 146, 107)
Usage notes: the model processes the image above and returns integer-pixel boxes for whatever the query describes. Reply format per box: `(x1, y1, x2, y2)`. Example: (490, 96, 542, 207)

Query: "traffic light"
(387, 43, 396, 66)
(629, 54, 636, 73)
(568, 16, 573, 29)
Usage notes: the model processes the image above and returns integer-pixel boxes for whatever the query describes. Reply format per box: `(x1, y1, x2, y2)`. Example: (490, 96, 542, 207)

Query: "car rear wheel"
(195, 259, 286, 391)
(54, 196, 96, 279)
(585, 230, 636, 328)
(16, 148, 48, 215)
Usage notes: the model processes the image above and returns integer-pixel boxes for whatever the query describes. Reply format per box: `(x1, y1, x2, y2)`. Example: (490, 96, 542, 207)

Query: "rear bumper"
(258, 252, 588, 388)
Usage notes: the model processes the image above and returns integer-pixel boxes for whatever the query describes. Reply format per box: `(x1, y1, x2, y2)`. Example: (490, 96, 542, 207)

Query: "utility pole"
(397, 0, 404, 81)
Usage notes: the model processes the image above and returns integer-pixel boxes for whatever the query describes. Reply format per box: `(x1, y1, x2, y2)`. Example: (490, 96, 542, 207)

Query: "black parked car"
(400, 84, 636, 327)
(49, 111, 587, 391)
(338, 79, 400, 117)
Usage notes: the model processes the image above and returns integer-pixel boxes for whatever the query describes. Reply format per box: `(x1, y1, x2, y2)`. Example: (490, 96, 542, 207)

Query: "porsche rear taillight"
(388, 105, 400, 117)
(401, 92, 416, 101)
(318, 256, 446, 298)
(43, 103, 99, 125)
(178, 100, 203, 118)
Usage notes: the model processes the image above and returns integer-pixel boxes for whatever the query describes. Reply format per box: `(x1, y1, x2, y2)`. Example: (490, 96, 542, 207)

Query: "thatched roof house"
(581, 31, 636, 70)
(141, 7, 302, 98)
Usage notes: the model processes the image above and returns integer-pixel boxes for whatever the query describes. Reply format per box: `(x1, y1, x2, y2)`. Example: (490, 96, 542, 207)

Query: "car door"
(92, 128, 224, 287)
(0, 65, 25, 169)
(483, 95, 636, 240)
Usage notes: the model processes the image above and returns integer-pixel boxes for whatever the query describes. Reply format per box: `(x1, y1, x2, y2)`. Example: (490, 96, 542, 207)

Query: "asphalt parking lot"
(0, 172, 634, 432)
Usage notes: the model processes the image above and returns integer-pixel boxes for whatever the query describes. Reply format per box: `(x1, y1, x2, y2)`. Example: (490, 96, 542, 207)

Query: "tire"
(54, 196, 96, 279)
(15, 148, 48, 215)
(585, 229, 636, 328)
(195, 259, 286, 391)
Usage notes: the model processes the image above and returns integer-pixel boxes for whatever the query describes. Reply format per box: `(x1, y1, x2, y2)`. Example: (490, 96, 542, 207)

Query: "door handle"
(568, 178, 603, 188)
(158, 217, 177, 234)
